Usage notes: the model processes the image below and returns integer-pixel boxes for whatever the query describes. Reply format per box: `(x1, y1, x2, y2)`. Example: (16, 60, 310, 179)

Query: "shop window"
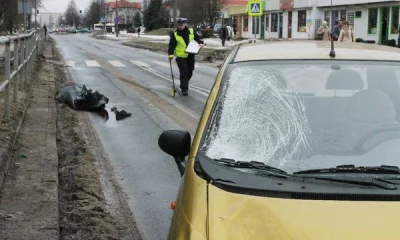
(243, 15, 248, 32)
(391, 7, 399, 34)
(324, 11, 330, 26)
(340, 10, 347, 20)
(368, 8, 378, 34)
(271, 13, 278, 32)
(297, 10, 307, 32)
(265, 14, 270, 32)
(347, 12, 355, 28)
(355, 11, 362, 18)
(324, 10, 346, 27)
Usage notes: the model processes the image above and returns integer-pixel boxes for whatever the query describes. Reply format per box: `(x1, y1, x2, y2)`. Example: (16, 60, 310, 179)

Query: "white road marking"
(108, 60, 126, 67)
(130, 61, 210, 97)
(152, 60, 170, 67)
(107, 51, 129, 61)
(131, 60, 151, 68)
(65, 61, 75, 67)
(85, 60, 101, 67)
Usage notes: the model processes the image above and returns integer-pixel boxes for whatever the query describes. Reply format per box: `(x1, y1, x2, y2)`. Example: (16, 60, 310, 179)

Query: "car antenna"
(329, 0, 336, 58)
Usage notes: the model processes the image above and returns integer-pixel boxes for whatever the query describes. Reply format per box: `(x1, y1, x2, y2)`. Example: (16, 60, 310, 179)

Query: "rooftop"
(233, 41, 400, 62)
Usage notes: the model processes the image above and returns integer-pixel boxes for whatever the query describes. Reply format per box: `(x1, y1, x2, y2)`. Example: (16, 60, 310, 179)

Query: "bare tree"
(0, 0, 43, 34)
(65, 0, 80, 27)
(178, 0, 223, 27)
(83, 0, 101, 28)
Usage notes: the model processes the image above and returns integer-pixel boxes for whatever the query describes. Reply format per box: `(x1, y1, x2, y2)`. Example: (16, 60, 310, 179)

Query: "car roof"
(233, 41, 400, 62)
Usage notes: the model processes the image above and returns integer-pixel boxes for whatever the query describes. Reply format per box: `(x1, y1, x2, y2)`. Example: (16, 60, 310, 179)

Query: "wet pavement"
(52, 33, 218, 240)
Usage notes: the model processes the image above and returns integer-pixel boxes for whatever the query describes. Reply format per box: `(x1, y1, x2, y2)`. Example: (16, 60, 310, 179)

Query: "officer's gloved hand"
(168, 55, 174, 62)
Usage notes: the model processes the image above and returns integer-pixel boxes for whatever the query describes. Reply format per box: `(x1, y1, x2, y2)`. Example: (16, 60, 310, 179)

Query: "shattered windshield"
(200, 61, 400, 174)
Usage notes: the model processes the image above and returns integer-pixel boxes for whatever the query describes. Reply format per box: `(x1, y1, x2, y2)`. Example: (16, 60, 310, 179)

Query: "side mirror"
(158, 130, 191, 176)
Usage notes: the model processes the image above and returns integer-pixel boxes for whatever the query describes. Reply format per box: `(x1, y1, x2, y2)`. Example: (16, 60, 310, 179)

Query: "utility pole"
(35, 0, 37, 30)
(23, 0, 27, 33)
(104, 0, 106, 35)
(173, 0, 177, 26)
(116, 0, 118, 37)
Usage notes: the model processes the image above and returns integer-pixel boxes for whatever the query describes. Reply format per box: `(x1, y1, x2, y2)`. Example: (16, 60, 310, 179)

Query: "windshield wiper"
(215, 158, 288, 175)
(300, 175, 397, 190)
(293, 165, 400, 175)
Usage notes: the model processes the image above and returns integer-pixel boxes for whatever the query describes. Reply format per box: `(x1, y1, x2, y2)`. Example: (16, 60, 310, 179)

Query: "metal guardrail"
(0, 29, 44, 120)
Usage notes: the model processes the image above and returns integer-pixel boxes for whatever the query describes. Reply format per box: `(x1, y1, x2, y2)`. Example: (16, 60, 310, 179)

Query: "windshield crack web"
(204, 66, 311, 167)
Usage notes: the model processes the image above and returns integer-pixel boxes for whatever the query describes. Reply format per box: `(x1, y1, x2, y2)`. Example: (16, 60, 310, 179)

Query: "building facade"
(105, 0, 142, 26)
(39, 12, 62, 29)
(224, 0, 400, 44)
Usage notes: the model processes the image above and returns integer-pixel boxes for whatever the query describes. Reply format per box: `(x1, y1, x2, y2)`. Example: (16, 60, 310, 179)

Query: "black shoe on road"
(182, 89, 188, 96)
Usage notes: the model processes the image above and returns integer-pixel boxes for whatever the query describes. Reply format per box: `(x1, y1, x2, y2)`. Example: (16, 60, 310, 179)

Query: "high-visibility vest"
(173, 27, 194, 58)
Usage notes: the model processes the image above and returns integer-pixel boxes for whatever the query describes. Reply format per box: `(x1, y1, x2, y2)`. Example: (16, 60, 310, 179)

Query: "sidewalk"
(0, 41, 59, 239)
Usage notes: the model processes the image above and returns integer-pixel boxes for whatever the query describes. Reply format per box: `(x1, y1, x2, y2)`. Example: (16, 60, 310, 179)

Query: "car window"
(200, 61, 400, 174)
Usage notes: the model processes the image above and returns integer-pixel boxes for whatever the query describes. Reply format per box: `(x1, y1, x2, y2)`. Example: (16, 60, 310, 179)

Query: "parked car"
(78, 28, 90, 33)
(158, 40, 400, 239)
(66, 28, 77, 34)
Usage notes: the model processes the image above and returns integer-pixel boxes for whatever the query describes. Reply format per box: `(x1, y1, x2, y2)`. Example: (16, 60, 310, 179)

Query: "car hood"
(208, 184, 399, 240)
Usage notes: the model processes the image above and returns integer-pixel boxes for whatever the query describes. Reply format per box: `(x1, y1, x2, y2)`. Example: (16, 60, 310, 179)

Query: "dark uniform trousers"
(176, 54, 195, 92)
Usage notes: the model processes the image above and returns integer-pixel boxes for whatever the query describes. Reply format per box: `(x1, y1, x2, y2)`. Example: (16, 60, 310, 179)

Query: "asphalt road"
(52, 33, 219, 240)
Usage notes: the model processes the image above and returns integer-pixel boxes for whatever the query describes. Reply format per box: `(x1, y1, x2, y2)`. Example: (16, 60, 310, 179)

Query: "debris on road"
(57, 85, 132, 121)
(110, 107, 132, 121)
(57, 83, 109, 111)
(115, 109, 132, 120)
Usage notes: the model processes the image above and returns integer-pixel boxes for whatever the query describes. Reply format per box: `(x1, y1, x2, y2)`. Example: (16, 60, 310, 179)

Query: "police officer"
(168, 18, 205, 96)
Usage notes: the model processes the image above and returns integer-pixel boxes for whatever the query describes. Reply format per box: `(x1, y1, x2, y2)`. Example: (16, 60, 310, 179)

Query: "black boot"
(182, 89, 188, 96)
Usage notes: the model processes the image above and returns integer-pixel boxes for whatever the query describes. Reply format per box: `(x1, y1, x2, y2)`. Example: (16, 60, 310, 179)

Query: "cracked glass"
(200, 61, 400, 174)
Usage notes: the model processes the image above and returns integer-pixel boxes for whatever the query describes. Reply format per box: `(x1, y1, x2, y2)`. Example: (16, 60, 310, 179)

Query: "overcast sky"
(40, 0, 92, 13)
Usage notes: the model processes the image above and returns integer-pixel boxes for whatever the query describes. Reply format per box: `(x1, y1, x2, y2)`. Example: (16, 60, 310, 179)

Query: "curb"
(121, 41, 231, 62)
(91, 35, 231, 63)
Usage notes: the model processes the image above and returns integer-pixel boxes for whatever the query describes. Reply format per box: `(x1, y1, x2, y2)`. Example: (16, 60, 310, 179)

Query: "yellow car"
(158, 40, 400, 240)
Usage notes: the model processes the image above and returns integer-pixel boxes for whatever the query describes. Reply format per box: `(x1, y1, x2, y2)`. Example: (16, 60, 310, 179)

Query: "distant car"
(78, 28, 90, 33)
(213, 23, 222, 34)
(67, 28, 77, 34)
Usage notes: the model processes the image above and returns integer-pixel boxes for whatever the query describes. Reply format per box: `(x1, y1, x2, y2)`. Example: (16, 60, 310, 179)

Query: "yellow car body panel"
(167, 46, 234, 240)
(208, 184, 400, 240)
(167, 166, 208, 240)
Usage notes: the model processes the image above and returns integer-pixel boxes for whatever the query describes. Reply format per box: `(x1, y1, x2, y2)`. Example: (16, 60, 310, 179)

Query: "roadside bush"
(199, 29, 214, 38)
(127, 28, 136, 33)
(145, 28, 174, 35)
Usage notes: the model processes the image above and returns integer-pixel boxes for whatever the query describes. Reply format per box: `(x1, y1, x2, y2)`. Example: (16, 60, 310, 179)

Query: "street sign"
(18, 0, 32, 14)
(114, 17, 120, 24)
(100, 17, 105, 23)
(248, 0, 263, 17)
(169, 8, 180, 18)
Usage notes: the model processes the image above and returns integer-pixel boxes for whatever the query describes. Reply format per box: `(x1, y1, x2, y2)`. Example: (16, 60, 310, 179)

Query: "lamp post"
(116, 0, 119, 37)
(35, 0, 37, 30)
(23, 0, 27, 33)
(173, 0, 177, 26)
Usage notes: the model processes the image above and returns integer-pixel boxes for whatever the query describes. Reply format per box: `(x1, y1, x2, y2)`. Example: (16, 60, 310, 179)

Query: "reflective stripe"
(174, 28, 194, 58)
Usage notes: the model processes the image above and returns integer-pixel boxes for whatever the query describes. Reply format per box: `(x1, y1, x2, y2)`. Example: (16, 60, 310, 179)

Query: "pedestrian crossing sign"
(248, 0, 263, 16)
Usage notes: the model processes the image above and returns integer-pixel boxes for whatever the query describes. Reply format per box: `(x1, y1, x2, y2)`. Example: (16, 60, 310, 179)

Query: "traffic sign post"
(248, 0, 263, 39)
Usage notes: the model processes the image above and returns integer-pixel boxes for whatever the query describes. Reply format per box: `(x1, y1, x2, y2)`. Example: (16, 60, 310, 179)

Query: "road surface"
(52, 33, 219, 240)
